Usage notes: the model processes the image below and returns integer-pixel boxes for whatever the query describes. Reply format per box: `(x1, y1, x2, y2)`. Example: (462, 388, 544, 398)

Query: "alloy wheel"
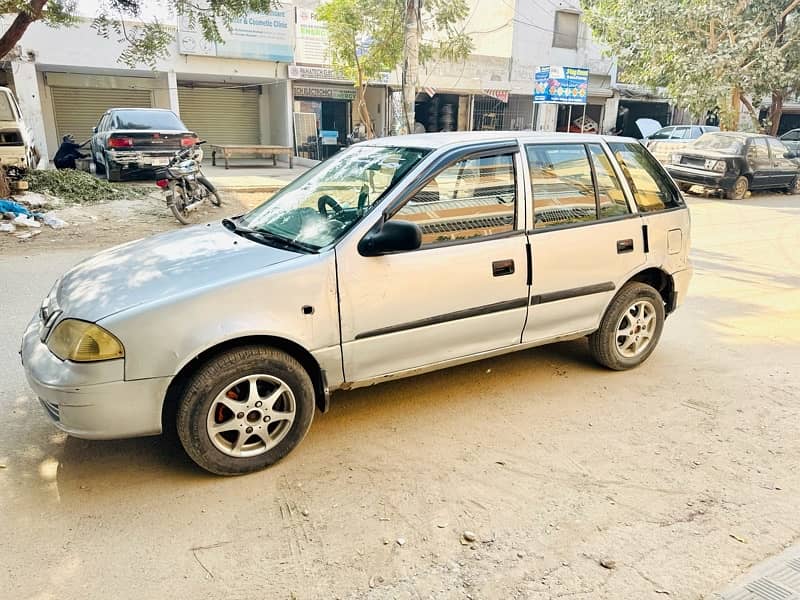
(615, 300, 657, 358)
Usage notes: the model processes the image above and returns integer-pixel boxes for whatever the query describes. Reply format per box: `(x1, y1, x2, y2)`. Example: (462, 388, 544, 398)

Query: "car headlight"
(47, 319, 125, 362)
(671, 154, 682, 164)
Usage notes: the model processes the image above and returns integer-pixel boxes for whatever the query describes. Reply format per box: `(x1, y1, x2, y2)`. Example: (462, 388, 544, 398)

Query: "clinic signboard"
(534, 66, 589, 104)
(178, 9, 293, 62)
(295, 8, 330, 65)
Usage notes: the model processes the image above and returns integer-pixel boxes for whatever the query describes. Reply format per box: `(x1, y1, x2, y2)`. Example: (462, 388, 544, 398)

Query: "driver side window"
(391, 153, 517, 247)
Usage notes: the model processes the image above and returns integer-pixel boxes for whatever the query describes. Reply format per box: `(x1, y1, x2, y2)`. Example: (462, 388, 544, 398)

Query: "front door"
(747, 138, 773, 189)
(523, 142, 646, 343)
(337, 147, 530, 382)
(768, 138, 799, 188)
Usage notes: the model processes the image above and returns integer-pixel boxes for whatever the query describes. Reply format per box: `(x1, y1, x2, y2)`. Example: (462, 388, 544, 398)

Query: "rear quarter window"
(608, 142, 684, 213)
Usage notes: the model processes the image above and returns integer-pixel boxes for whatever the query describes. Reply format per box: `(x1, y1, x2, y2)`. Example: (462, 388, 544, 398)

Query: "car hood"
(56, 222, 299, 322)
(637, 118, 663, 138)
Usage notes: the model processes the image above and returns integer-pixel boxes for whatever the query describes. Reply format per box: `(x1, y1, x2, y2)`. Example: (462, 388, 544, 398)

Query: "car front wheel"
(725, 176, 749, 200)
(588, 282, 666, 371)
(176, 346, 315, 475)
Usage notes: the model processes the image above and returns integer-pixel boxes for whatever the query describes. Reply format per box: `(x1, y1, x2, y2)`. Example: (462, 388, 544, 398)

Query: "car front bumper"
(666, 165, 737, 190)
(20, 316, 170, 440)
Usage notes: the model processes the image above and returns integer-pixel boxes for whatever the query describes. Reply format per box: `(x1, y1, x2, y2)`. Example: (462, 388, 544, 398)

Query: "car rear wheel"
(588, 282, 665, 371)
(725, 176, 748, 200)
(789, 176, 800, 195)
(176, 346, 315, 475)
(104, 154, 122, 182)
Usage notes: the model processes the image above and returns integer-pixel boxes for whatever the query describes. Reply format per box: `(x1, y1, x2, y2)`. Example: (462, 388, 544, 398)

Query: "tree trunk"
(356, 82, 375, 139)
(769, 91, 784, 136)
(724, 87, 741, 131)
(0, 0, 48, 60)
(401, 0, 420, 135)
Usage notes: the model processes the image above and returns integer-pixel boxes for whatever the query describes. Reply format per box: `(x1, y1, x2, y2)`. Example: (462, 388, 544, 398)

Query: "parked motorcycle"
(155, 141, 221, 225)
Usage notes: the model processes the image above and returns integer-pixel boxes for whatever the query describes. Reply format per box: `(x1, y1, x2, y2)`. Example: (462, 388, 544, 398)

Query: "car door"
(747, 138, 773, 189)
(522, 142, 646, 343)
(336, 144, 530, 382)
(91, 114, 108, 162)
(767, 138, 799, 187)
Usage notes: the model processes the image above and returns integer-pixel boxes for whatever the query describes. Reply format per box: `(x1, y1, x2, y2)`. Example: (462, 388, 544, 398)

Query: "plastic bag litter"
(13, 214, 41, 228)
(41, 213, 68, 229)
(0, 222, 15, 233)
(0, 199, 31, 216)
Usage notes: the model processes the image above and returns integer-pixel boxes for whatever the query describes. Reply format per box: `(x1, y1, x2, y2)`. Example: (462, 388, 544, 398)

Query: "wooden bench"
(210, 145, 294, 169)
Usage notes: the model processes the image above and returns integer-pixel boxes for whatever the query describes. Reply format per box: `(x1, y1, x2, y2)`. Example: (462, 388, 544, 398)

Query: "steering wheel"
(317, 194, 343, 217)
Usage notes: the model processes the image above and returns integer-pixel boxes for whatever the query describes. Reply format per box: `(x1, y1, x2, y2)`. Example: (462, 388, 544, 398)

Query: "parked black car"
(90, 108, 199, 182)
(666, 132, 800, 199)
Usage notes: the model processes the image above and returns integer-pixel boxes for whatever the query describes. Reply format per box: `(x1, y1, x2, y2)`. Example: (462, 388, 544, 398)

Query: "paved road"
(1, 193, 799, 599)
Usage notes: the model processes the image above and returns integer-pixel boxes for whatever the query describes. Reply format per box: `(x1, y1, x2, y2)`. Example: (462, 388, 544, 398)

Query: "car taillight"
(108, 137, 134, 148)
(156, 179, 169, 189)
(181, 136, 198, 147)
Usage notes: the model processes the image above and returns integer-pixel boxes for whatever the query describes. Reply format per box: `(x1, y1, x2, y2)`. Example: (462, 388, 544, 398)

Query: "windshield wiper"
(222, 218, 316, 254)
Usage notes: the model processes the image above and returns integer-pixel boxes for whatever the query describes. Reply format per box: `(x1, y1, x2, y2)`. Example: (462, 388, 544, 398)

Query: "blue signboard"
(533, 66, 589, 104)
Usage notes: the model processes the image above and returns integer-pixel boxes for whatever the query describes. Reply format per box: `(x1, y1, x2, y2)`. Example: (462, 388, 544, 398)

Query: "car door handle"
(492, 259, 515, 277)
(616, 239, 634, 254)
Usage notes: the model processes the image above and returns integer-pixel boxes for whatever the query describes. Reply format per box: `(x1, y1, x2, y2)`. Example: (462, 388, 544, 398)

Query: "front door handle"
(492, 259, 515, 277)
(616, 239, 634, 254)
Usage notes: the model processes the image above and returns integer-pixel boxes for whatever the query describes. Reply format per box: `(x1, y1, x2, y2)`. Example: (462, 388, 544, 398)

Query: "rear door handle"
(616, 239, 634, 254)
(492, 259, 515, 277)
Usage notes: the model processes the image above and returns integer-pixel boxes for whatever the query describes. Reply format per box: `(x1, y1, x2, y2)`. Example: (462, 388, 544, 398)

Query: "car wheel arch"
(625, 267, 676, 314)
(161, 335, 329, 435)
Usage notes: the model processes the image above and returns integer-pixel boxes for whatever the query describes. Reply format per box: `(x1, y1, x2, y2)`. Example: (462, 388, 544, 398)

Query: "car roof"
(361, 130, 637, 150)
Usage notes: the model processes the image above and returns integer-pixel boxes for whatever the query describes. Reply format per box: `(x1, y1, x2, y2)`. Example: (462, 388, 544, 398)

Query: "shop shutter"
(51, 87, 153, 142)
(178, 87, 260, 145)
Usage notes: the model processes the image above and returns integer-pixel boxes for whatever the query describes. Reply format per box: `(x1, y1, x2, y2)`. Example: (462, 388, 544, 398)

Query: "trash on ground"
(0, 222, 15, 233)
(13, 215, 40, 228)
(0, 199, 30, 216)
(41, 213, 68, 229)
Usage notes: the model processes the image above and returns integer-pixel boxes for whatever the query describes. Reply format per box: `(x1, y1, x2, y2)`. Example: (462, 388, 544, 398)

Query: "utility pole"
(401, 0, 420, 134)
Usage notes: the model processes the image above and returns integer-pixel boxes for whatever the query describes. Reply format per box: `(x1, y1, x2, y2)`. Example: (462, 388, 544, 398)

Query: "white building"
(1, 0, 617, 165)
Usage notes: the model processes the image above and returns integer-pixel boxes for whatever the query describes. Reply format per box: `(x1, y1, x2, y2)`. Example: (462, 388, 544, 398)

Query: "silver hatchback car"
(21, 132, 692, 475)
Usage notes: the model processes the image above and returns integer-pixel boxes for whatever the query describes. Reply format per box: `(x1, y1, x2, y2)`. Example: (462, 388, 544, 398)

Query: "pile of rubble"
(0, 193, 68, 240)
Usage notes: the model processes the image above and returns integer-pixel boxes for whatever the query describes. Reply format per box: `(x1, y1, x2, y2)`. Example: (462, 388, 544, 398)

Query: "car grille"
(39, 397, 60, 422)
(680, 156, 707, 168)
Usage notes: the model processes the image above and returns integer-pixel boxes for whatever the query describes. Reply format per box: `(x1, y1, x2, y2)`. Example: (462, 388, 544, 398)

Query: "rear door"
(747, 138, 773, 189)
(522, 142, 645, 343)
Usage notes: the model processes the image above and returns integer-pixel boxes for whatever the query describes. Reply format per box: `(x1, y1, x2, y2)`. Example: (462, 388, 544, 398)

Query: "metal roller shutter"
(178, 87, 260, 145)
(51, 87, 153, 142)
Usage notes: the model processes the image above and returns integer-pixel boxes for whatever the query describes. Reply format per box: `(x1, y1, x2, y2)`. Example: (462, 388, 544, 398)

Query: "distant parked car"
(0, 86, 37, 177)
(90, 108, 199, 182)
(645, 125, 720, 164)
(779, 128, 800, 154)
(666, 132, 800, 199)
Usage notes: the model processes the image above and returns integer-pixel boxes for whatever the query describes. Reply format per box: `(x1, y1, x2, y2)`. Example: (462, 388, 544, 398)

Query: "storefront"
(413, 91, 471, 132)
(292, 82, 355, 158)
(471, 92, 533, 131)
(177, 84, 262, 146)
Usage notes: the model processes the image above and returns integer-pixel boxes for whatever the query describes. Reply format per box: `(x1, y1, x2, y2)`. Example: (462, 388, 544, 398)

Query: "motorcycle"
(155, 141, 221, 225)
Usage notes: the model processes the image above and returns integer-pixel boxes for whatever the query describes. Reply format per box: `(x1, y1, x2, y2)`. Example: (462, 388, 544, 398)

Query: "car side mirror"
(358, 220, 422, 256)
(785, 151, 797, 159)
(92, 127, 97, 134)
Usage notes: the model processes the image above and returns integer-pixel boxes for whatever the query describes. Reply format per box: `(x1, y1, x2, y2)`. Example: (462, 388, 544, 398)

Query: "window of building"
(608, 142, 684, 212)
(392, 153, 517, 247)
(588, 145, 630, 219)
(527, 144, 596, 228)
(553, 11, 580, 49)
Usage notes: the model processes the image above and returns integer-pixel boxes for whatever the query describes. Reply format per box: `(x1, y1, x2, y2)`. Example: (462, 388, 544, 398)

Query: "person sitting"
(53, 135, 88, 170)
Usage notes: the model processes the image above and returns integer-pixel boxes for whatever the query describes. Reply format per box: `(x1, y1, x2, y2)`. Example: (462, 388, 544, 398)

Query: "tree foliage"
(582, 0, 800, 131)
(316, 0, 473, 137)
(0, 0, 275, 68)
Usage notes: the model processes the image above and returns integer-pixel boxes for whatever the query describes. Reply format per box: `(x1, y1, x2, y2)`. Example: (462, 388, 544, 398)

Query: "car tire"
(789, 176, 800, 195)
(725, 175, 748, 200)
(588, 282, 666, 371)
(104, 154, 121, 182)
(677, 183, 692, 193)
(176, 346, 315, 476)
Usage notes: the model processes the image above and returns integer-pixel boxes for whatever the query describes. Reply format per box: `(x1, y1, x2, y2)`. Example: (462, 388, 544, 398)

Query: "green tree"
(582, 0, 800, 132)
(0, 0, 274, 68)
(317, 0, 473, 137)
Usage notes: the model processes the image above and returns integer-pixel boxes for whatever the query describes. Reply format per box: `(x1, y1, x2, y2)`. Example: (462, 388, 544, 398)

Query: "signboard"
(534, 66, 589, 104)
(295, 8, 330, 65)
(294, 85, 357, 100)
(178, 9, 293, 62)
(289, 65, 349, 83)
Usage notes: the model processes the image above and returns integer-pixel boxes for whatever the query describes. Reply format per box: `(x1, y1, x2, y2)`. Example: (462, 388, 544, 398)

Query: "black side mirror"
(92, 127, 97, 134)
(358, 220, 422, 256)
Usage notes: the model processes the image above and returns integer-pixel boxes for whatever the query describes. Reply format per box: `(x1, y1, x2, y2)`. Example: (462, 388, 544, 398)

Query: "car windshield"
(0, 93, 15, 121)
(237, 145, 429, 250)
(113, 110, 185, 130)
(693, 134, 744, 154)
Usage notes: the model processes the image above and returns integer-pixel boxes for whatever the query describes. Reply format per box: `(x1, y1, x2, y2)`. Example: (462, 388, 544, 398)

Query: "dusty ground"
(1, 190, 799, 600)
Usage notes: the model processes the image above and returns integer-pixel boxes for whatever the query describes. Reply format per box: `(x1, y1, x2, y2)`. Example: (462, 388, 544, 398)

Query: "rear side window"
(608, 142, 684, 212)
(588, 145, 630, 219)
(527, 144, 596, 228)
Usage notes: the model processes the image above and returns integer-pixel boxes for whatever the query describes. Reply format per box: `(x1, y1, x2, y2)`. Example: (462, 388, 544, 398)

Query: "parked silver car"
(21, 132, 692, 475)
